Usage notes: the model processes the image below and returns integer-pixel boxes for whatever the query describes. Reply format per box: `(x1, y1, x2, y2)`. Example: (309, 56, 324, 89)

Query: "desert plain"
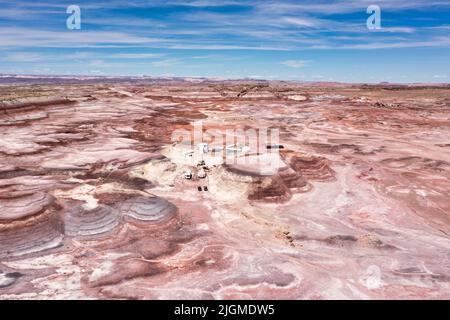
(0, 77, 449, 299)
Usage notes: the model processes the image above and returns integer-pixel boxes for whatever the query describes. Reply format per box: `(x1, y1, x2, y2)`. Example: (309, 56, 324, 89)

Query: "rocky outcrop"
(64, 204, 121, 238)
(247, 175, 292, 203)
(119, 196, 178, 223)
(282, 151, 335, 181)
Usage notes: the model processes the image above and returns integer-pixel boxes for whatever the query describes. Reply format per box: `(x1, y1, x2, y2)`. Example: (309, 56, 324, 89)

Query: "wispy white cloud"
(377, 27, 416, 33)
(83, 17, 166, 28)
(280, 60, 311, 68)
(150, 58, 183, 67)
(0, 27, 164, 48)
(112, 53, 162, 59)
(167, 44, 292, 51)
(2, 52, 44, 62)
(0, 51, 100, 62)
(331, 37, 450, 49)
(257, 0, 450, 15)
(282, 17, 322, 28)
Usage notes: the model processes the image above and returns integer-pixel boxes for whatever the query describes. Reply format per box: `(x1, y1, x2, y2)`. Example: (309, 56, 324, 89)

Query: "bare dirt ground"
(0, 80, 449, 299)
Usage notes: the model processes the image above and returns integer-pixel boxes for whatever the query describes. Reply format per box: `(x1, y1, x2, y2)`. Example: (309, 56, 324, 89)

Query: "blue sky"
(0, 0, 449, 83)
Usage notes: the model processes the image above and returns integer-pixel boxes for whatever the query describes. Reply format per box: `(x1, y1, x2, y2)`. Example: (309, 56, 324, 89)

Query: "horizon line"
(1, 73, 449, 86)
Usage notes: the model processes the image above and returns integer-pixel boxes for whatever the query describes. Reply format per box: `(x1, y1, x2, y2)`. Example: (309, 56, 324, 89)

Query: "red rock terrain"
(0, 80, 449, 299)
